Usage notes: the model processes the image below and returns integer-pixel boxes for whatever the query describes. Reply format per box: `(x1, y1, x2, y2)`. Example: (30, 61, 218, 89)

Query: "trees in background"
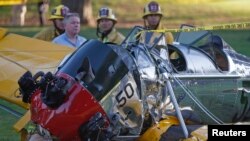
(61, 0, 95, 26)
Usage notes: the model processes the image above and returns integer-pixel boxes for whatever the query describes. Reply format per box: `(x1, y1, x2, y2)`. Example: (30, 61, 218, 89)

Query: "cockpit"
(169, 23, 250, 73)
(172, 28, 231, 72)
(121, 26, 232, 73)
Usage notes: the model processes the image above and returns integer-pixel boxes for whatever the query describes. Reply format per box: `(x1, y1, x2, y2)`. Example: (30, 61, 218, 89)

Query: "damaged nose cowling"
(28, 72, 109, 141)
(18, 71, 69, 109)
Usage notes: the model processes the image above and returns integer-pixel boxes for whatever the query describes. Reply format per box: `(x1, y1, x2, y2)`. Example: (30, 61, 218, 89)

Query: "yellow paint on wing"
(13, 110, 30, 132)
(137, 116, 179, 141)
(0, 28, 7, 40)
(0, 28, 74, 109)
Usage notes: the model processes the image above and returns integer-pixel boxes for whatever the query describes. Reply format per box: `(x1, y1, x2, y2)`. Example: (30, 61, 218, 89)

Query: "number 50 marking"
(115, 82, 134, 107)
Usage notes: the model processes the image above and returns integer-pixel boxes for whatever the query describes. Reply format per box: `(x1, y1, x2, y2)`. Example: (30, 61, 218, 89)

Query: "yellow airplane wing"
(0, 27, 74, 109)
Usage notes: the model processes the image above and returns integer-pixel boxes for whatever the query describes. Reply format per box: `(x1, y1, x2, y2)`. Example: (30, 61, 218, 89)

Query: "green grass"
(0, 99, 25, 141)
(6, 26, 250, 56)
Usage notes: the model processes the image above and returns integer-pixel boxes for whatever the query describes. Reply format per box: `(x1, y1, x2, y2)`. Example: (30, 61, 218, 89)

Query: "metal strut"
(164, 74, 189, 138)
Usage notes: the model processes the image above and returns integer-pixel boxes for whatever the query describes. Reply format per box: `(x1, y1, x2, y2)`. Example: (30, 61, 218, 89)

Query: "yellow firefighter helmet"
(49, 5, 69, 20)
(96, 7, 117, 23)
(143, 1, 163, 19)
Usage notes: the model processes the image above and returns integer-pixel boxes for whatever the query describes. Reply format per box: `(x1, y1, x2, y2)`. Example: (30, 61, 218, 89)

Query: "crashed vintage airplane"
(1, 25, 250, 141)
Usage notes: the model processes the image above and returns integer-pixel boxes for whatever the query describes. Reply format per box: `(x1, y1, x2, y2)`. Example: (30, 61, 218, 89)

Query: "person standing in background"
(33, 5, 69, 41)
(11, 0, 27, 26)
(52, 13, 87, 48)
(142, 1, 174, 44)
(37, 0, 49, 26)
(96, 7, 125, 44)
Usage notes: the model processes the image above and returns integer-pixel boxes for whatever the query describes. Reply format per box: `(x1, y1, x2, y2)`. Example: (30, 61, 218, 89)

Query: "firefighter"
(143, 1, 174, 44)
(33, 5, 69, 41)
(96, 7, 125, 44)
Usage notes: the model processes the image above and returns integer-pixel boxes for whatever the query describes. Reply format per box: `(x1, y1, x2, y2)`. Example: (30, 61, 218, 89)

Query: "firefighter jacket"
(33, 26, 62, 41)
(145, 23, 174, 45)
(157, 23, 174, 45)
(99, 28, 125, 44)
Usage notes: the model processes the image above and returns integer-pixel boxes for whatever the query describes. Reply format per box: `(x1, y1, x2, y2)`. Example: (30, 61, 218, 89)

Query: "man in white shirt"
(52, 13, 87, 48)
